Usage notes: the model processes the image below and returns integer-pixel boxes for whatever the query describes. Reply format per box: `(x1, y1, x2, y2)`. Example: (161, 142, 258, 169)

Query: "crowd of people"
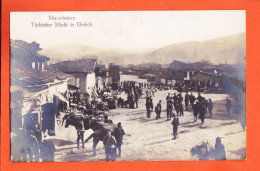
(144, 89, 244, 143)
(11, 76, 245, 162)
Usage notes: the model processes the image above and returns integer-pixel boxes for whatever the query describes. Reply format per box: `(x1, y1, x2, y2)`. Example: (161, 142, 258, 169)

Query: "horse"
(63, 113, 117, 155)
(63, 113, 92, 148)
(190, 141, 215, 160)
(84, 120, 117, 156)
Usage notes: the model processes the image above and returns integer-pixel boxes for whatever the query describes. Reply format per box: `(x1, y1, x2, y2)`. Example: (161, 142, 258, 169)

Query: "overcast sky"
(10, 11, 245, 50)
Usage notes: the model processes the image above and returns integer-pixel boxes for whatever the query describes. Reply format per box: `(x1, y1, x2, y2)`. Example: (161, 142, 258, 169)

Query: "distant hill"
(143, 32, 245, 65)
(40, 43, 103, 63)
(40, 32, 245, 65)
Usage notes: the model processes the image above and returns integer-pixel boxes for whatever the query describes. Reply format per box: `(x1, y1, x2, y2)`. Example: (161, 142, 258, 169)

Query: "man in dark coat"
(128, 93, 135, 109)
(193, 101, 200, 122)
(199, 102, 207, 124)
(189, 92, 196, 106)
(146, 98, 153, 118)
(114, 122, 125, 158)
(158, 100, 162, 118)
(166, 93, 171, 117)
(166, 99, 173, 120)
(184, 92, 189, 110)
(171, 116, 179, 140)
(214, 137, 226, 160)
(103, 131, 116, 161)
(226, 98, 232, 115)
(173, 93, 178, 109)
(178, 93, 183, 103)
(178, 94, 184, 116)
(155, 100, 162, 119)
(197, 93, 204, 102)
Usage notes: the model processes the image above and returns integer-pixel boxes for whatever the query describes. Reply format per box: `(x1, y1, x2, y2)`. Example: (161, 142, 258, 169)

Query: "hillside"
(40, 33, 245, 65)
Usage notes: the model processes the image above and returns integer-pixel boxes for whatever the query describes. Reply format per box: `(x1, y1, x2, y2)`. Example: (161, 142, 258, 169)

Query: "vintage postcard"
(10, 11, 246, 162)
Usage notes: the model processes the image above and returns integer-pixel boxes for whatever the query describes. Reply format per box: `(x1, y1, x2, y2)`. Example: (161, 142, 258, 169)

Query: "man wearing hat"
(114, 122, 125, 158)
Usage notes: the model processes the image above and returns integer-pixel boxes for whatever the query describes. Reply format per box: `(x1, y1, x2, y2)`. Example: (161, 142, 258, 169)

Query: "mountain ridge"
(39, 32, 245, 65)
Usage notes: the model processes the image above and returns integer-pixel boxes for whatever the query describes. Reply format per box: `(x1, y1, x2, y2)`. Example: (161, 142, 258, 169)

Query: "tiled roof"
(11, 40, 50, 62)
(11, 59, 71, 92)
(51, 59, 97, 73)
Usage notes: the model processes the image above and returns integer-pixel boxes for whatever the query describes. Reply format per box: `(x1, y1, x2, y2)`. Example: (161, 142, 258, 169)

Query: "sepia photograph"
(10, 11, 246, 162)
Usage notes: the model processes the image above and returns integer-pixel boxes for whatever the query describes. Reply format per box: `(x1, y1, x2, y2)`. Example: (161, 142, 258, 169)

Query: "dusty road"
(50, 89, 246, 162)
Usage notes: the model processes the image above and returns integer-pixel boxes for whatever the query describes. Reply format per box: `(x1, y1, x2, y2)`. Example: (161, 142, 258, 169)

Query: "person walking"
(167, 99, 173, 120)
(146, 98, 153, 118)
(114, 122, 125, 158)
(173, 93, 178, 109)
(171, 116, 179, 140)
(103, 131, 116, 161)
(226, 98, 232, 115)
(189, 92, 195, 106)
(155, 100, 162, 119)
(199, 103, 207, 124)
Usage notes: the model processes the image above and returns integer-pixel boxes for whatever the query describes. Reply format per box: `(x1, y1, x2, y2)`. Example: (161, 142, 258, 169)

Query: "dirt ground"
(49, 89, 246, 162)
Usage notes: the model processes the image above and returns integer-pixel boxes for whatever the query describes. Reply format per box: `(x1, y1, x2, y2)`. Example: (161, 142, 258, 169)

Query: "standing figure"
(189, 92, 195, 106)
(173, 93, 178, 109)
(158, 100, 162, 118)
(214, 137, 226, 160)
(114, 122, 125, 158)
(171, 116, 179, 140)
(178, 94, 184, 116)
(199, 103, 207, 124)
(166, 93, 171, 116)
(155, 100, 162, 119)
(197, 93, 204, 102)
(76, 115, 85, 149)
(146, 98, 153, 118)
(167, 99, 173, 120)
(179, 101, 184, 117)
(128, 93, 135, 109)
(184, 92, 190, 110)
(208, 99, 213, 118)
(175, 101, 180, 117)
(103, 131, 116, 161)
(193, 101, 200, 122)
(134, 88, 140, 108)
(226, 98, 232, 115)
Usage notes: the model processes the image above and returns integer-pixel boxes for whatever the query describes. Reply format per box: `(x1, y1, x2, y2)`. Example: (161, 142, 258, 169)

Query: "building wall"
(68, 74, 87, 93)
(86, 72, 96, 94)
